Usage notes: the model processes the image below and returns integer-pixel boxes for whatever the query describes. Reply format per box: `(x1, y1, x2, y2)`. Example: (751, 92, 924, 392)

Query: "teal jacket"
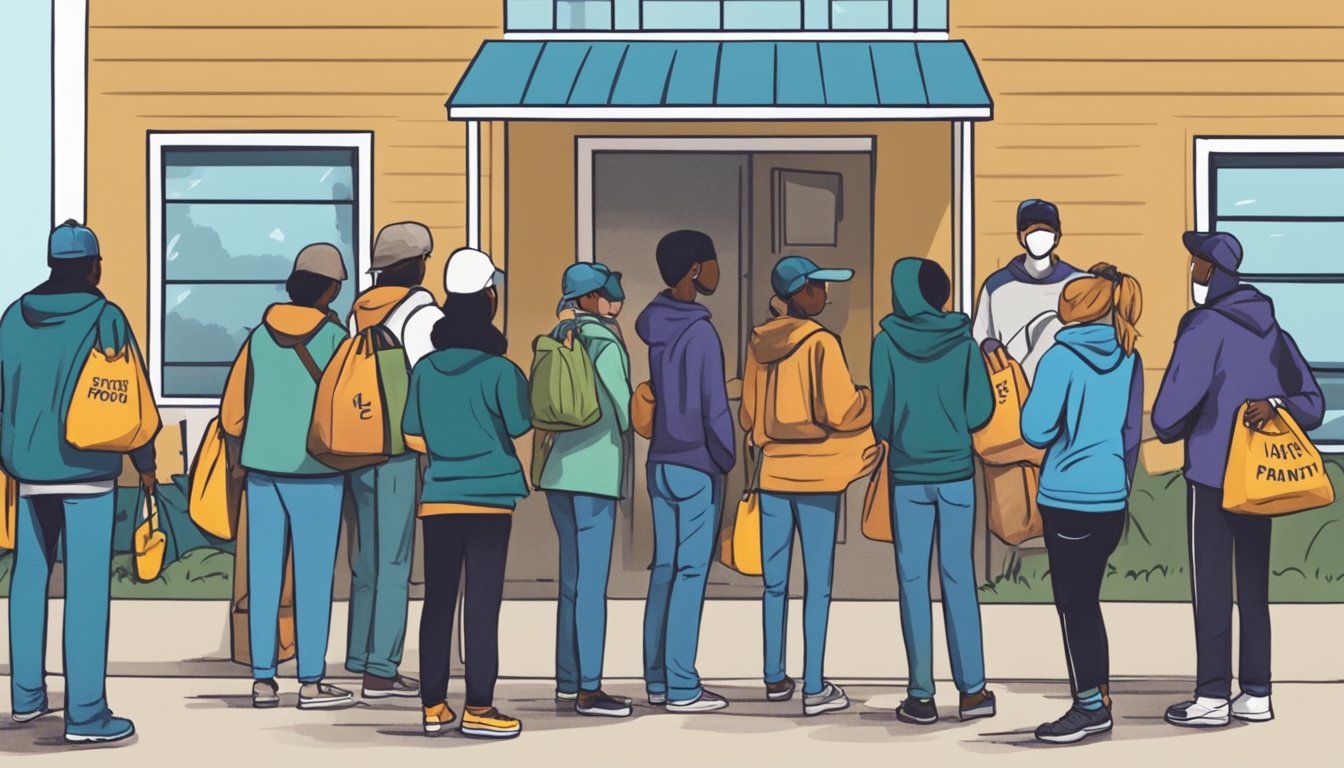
(538, 313, 632, 499)
(222, 304, 346, 476)
(404, 348, 532, 508)
(871, 259, 994, 485)
(0, 285, 156, 483)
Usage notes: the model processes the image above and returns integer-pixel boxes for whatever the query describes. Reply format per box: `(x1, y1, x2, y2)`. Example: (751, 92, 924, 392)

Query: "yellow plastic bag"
(718, 446, 763, 576)
(972, 349, 1045, 467)
(309, 331, 389, 471)
(1, 464, 18, 550)
(1223, 404, 1335, 516)
(66, 340, 160, 453)
(189, 417, 243, 541)
(861, 441, 892, 543)
(134, 491, 166, 582)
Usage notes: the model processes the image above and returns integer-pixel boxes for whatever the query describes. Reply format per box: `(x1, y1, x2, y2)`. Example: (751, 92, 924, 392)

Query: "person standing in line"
(539, 262, 635, 718)
(1153, 232, 1323, 728)
(634, 230, 736, 713)
(740, 256, 876, 717)
(1, 221, 157, 744)
(344, 222, 443, 700)
(872, 258, 997, 727)
(220, 243, 353, 711)
(406, 248, 531, 739)
(1021, 264, 1144, 744)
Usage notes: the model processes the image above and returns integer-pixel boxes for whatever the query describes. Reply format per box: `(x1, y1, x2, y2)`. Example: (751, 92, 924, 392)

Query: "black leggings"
(419, 514, 512, 708)
(1041, 505, 1125, 698)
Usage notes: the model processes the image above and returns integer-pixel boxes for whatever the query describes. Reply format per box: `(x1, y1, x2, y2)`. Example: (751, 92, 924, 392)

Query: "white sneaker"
(1165, 696, 1230, 728)
(803, 682, 850, 717)
(666, 690, 729, 713)
(1231, 692, 1274, 722)
(648, 692, 667, 706)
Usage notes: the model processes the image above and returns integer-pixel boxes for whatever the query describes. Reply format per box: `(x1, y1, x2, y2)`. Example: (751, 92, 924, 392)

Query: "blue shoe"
(65, 714, 135, 744)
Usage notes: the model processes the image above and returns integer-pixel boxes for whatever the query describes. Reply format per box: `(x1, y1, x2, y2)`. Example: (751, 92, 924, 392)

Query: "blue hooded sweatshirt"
(1021, 324, 1143, 513)
(634, 292, 735, 476)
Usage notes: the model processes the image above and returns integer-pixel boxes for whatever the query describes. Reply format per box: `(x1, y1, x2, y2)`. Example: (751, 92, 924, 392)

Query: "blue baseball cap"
(1017, 199, 1061, 232)
(559, 262, 623, 312)
(603, 271, 625, 302)
(770, 255, 853, 298)
(48, 220, 100, 261)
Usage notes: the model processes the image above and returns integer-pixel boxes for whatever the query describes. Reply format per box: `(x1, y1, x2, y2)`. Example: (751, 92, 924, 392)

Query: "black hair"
(375, 257, 427, 288)
(917, 259, 951, 310)
(655, 229, 717, 287)
(286, 271, 339, 307)
(432, 290, 507, 356)
(48, 255, 100, 282)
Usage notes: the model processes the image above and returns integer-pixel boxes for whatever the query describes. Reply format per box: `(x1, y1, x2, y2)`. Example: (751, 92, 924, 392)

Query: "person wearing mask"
(1021, 264, 1144, 744)
(406, 248, 531, 739)
(539, 262, 634, 718)
(1, 221, 157, 744)
(344, 222, 442, 700)
(221, 243, 352, 711)
(740, 256, 875, 717)
(1153, 232, 1324, 728)
(634, 229, 736, 713)
(872, 258, 996, 727)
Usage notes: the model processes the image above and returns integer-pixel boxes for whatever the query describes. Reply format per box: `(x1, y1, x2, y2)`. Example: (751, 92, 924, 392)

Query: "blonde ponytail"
(1088, 262, 1143, 356)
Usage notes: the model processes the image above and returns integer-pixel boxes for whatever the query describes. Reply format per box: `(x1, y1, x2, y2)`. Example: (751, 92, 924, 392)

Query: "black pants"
(1188, 482, 1272, 699)
(1041, 505, 1125, 698)
(419, 514, 512, 708)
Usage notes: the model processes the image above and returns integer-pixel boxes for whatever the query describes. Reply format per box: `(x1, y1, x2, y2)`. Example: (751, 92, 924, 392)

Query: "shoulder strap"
(293, 342, 322, 384)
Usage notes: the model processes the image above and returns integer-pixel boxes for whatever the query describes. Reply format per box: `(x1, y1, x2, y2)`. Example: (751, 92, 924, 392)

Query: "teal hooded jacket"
(0, 285, 156, 483)
(871, 259, 994, 485)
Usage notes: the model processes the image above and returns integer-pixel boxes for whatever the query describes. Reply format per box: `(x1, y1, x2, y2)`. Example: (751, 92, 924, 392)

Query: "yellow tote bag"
(861, 441, 893, 543)
(1, 464, 18, 550)
(1223, 404, 1335, 516)
(188, 417, 243, 541)
(717, 446, 764, 576)
(972, 349, 1045, 467)
(134, 491, 166, 582)
(631, 380, 655, 439)
(66, 332, 160, 452)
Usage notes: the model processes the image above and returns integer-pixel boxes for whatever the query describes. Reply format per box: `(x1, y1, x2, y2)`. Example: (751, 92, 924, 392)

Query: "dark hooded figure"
(1152, 231, 1324, 728)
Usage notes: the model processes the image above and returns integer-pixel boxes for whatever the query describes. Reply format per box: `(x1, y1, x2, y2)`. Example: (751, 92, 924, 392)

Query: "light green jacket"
(538, 313, 632, 499)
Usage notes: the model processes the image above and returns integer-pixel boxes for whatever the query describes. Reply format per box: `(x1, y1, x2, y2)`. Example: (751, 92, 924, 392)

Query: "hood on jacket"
(425, 347, 496, 377)
(262, 303, 333, 348)
(352, 285, 415, 329)
(750, 316, 826, 365)
(635, 291, 711, 346)
(1005, 254, 1080, 285)
(19, 290, 104, 330)
(879, 259, 972, 361)
(1207, 285, 1275, 336)
(1055, 323, 1126, 373)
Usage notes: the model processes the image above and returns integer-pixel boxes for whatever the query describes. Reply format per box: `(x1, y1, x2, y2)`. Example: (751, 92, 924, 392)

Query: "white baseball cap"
(443, 247, 504, 294)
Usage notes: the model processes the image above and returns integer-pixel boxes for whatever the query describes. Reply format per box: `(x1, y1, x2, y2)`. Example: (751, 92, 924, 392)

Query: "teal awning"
(447, 40, 992, 121)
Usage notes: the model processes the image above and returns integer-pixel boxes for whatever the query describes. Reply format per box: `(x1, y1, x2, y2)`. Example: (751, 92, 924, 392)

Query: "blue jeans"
(346, 453, 418, 679)
(891, 479, 986, 699)
(9, 492, 115, 726)
(548, 491, 617, 694)
(760, 492, 840, 697)
(642, 463, 721, 702)
(246, 472, 344, 683)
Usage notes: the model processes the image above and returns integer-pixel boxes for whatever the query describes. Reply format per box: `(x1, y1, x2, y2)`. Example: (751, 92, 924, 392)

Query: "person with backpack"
(406, 247, 530, 739)
(342, 222, 442, 700)
(873, 257, 997, 727)
(536, 262, 634, 718)
(1021, 263, 1144, 744)
(220, 243, 352, 711)
(634, 229, 736, 713)
(740, 256, 875, 717)
(0, 221, 157, 744)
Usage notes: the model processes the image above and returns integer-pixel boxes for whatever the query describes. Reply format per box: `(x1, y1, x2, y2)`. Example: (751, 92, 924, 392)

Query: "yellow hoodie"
(739, 316, 878, 493)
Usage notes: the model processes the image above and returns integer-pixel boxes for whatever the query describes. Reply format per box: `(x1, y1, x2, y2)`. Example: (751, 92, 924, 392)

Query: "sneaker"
(765, 676, 796, 702)
(576, 690, 633, 718)
(12, 705, 52, 724)
(959, 688, 997, 721)
(666, 690, 729, 713)
(896, 696, 938, 725)
(252, 678, 280, 709)
(1165, 697, 1230, 728)
(803, 682, 850, 717)
(648, 692, 667, 706)
(298, 682, 355, 710)
(1035, 704, 1113, 744)
(1231, 692, 1274, 723)
(64, 713, 135, 744)
(362, 673, 419, 699)
(555, 690, 579, 703)
(461, 707, 522, 739)
(422, 702, 457, 736)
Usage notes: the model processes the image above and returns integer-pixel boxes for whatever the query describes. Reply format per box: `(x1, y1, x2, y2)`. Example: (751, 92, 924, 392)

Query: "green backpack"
(529, 321, 601, 432)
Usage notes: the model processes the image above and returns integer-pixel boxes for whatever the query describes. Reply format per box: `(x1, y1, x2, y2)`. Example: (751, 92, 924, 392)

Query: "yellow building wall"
(956, 0, 1344, 404)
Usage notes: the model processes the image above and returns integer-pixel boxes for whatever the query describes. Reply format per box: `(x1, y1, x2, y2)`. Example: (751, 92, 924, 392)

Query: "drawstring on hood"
(880, 258, 973, 360)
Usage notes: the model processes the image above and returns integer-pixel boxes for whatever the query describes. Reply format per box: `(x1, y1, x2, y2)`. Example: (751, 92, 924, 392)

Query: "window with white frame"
(149, 133, 371, 404)
(1202, 142, 1344, 447)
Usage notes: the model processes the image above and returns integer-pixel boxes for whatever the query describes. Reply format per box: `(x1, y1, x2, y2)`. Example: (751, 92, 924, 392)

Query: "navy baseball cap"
(770, 255, 853, 298)
(1182, 231, 1243, 274)
(1017, 199, 1061, 232)
(48, 220, 100, 261)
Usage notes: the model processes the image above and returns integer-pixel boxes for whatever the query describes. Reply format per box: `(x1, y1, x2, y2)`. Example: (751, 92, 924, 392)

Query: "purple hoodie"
(635, 292, 736, 476)
(1152, 285, 1324, 489)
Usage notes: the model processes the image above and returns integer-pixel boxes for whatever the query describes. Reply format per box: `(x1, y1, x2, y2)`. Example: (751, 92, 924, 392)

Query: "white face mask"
(1192, 282, 1209, 306)
(1025, 230, 1057, 259)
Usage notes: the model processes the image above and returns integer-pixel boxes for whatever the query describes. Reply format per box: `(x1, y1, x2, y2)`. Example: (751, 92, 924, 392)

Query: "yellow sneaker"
(461, 707, 522, 739)
(422, 702, 456, 736)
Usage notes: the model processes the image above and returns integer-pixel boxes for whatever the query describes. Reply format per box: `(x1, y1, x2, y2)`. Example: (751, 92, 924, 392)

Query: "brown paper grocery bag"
(984, 462, 1044, 545)
(230, 494, 297, 666)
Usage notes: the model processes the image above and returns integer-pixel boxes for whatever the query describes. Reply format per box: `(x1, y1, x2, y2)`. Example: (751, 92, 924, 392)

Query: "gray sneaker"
(298, 682, 354, 710)
(362, 673, 419, 699)
(803, 682, 850, 717)
(666, 690, 729, 713)
(252, 679, 280, 709)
